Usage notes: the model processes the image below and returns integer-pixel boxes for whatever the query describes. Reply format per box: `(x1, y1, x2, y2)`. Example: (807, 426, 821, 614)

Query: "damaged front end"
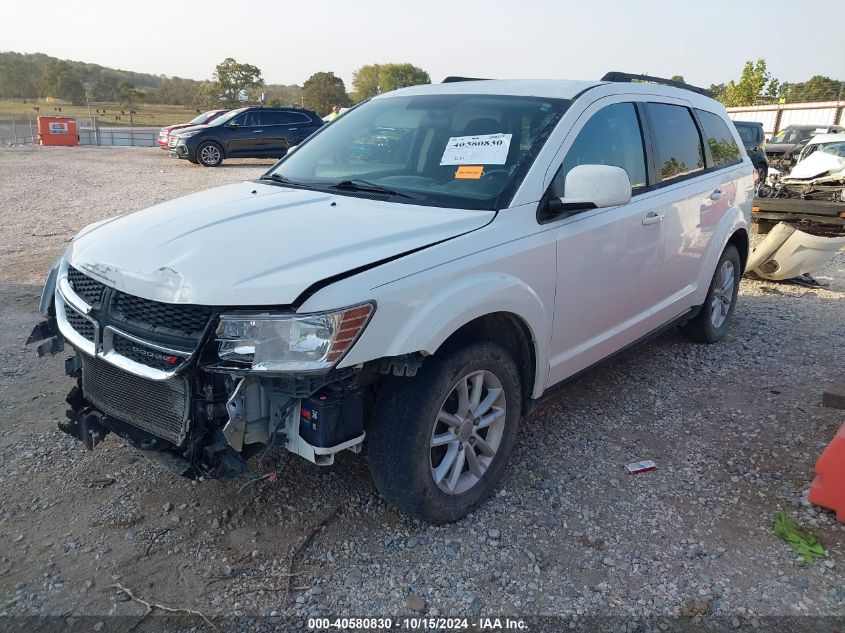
(29, 259, 376, 478)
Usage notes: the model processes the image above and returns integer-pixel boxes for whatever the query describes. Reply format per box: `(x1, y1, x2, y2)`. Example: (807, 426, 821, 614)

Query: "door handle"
(708, 190, 724, 201)
(252, 130, 263, 133)
(641, 212, 664, 226)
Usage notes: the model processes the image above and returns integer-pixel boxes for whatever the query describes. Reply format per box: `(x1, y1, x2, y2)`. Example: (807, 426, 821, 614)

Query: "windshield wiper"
(259, 173, 315, 189)
(331, 179, 418, 200)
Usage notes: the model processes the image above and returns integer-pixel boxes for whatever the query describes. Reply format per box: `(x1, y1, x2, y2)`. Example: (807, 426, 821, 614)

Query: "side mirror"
(560, 164, 632, 209)
(287, 145, 298, 154)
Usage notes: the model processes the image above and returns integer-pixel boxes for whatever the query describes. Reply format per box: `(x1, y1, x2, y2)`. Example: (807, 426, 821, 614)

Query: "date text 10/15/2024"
(308, 617, 529, 630)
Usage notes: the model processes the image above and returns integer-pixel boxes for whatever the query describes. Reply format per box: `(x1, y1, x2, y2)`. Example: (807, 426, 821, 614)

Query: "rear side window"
(264, 111, 312, 126)
(735, 124, 757, 146)
(646, 103, 704, 182)
(554, 102, 647, 196)
(696, 109, 742, 168)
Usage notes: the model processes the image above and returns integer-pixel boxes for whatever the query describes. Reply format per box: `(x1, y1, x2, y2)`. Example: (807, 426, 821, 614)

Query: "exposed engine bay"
(760, 135, 845, 204)
(26, 260, 410, 479)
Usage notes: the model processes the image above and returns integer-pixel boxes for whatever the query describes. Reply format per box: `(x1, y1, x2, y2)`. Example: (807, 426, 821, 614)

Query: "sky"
(2, 0, 843, 89)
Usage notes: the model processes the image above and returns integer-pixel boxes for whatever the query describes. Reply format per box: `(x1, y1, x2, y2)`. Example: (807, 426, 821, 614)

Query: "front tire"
(196, 142, 223, 167)
(680, 244, 741, 343)
(367, 340, 522, 523)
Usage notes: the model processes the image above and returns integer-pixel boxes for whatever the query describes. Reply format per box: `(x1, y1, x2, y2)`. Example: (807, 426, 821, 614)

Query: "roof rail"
(601, 72, 711, 97)
(442, 76, 490, 83)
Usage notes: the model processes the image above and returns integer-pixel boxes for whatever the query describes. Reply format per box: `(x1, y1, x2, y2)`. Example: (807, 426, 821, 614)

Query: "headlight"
(177, 130, 202, 139)
(215, 303, 374, 373)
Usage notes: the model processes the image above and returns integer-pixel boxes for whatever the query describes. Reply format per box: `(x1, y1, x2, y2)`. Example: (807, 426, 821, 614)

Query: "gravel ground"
(1, 146, 844, 632)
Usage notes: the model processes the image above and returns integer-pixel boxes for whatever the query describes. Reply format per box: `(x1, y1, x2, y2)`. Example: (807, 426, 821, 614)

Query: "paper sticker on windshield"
(440, 133, 512, 166)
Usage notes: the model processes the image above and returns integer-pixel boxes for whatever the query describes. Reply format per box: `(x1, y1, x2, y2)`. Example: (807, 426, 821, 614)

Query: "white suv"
(32, 74, 752, 523)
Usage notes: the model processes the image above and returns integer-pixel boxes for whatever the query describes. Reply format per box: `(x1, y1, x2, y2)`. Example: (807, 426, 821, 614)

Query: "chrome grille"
(64, 304, 96, 342)
(81, 354, 191, 445)
(67, 266, 105, 307)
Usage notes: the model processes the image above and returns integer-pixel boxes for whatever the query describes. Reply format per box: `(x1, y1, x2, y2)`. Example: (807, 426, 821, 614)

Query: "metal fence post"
(29, 117, 34, 145)
(12, 114, 18, 145)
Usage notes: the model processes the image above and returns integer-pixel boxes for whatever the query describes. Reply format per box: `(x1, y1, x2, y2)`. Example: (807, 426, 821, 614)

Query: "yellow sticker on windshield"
(455, 165, 484, 179)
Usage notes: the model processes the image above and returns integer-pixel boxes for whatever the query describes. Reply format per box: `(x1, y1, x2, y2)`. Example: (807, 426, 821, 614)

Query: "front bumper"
(30, 260, 368, 476)
(168, 141, 190, 159)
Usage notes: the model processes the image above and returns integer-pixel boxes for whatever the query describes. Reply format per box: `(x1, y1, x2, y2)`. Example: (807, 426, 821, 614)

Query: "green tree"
(723, 59, 778, 107)
(0, 59, 38, 100)
(210, 58, 263, 106)
(670, 75, 685, 83)
(92, 73, 121, 100)
(41, 58, 86, 104)
(781, 76, 844, 102)
(351, 63, 430, 102)
(302, 72, 350, 115)
(151, 76, 207, 105)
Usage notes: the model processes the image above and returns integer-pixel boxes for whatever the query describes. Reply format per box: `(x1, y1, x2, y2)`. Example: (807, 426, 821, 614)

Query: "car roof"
(380, 79, 725, 109)
(785, 124, 842, 130)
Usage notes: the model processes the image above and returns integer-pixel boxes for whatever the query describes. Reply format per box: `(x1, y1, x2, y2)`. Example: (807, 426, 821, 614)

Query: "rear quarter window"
(696, 109, 742, 168)
(646, 103, 704, 182)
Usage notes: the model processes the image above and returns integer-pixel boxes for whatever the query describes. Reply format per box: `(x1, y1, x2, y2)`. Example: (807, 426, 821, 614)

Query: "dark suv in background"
(733, 120, 768, 182)
(170, 106, 323, 166)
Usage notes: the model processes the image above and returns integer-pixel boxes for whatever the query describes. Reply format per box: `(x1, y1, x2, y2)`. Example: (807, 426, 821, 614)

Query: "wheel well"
(728, 228, 749, 274)
(437, 312, 537, 413)
(199, 139, 225, 157)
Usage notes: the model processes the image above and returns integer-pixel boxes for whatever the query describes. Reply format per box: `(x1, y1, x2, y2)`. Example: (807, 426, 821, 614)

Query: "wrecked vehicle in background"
(29, 75, 753, 523)
(749, 134, 845, 280)
(755, 134, 845, 235)
(765, 124, 845, 170)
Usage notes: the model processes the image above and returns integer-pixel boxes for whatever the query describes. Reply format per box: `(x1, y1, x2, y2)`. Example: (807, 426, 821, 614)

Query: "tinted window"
(646, 103, 704, 182)
(735, 124, 758, 146)
(696, 109, 742, 167)
(554, 102, 647, 195)
(263, 111, 311, 125)
(241, 110, 262, 127)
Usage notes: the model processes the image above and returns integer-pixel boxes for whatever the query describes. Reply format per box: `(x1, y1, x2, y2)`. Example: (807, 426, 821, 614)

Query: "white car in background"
(33, 73, 753, 523)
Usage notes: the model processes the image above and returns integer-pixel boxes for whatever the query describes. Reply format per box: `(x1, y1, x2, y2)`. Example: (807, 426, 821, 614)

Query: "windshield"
(266, 94, 570, 210)
(189, 110, 224, 125)
(208, 108, 247, 126)
(771, 128, 813, 144)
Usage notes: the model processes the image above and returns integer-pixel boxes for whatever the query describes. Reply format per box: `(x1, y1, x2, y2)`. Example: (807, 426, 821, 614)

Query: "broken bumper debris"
(746, 222, 845, 281)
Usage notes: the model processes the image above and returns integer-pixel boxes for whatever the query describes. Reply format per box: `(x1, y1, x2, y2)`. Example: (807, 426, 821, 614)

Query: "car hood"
(65, 181, 494, 306)
(162, 123, 196, 133)
(171, 123, 212, 136)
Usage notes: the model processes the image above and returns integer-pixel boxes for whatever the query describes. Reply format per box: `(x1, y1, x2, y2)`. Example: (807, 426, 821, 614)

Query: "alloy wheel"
(710, 260, 735, 329)
(429, 370, 507, 495)
(200, 145, 221, 165)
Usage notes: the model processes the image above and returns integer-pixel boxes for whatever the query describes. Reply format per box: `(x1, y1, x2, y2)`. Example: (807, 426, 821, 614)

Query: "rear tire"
(367, 340, 522, 523)
(680, 244, 741, 343)
(196, 142, 223, 167)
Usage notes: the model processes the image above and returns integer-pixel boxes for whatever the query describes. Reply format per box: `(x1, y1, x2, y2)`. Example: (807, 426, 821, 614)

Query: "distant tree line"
(2, 50, 841, 116)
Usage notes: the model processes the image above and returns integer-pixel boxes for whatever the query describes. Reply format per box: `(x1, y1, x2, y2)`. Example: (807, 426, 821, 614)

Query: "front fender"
(375, 272, 550, 398)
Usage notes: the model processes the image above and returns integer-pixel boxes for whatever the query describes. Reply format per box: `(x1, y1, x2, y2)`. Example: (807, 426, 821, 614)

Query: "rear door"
(268, 110, 317, 155)
(642, 102, 743, 310)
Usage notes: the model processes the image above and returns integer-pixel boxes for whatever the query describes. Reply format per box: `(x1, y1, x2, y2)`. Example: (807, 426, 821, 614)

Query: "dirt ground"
(1, 147, 844, 632)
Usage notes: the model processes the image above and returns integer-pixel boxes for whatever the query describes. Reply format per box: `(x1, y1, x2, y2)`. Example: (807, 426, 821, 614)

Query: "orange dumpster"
(37, 116, 78, 146)
(808, 421, 845, 523)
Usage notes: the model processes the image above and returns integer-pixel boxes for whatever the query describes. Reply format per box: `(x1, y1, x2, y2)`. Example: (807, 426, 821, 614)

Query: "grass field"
(0, 99, 203, 127)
